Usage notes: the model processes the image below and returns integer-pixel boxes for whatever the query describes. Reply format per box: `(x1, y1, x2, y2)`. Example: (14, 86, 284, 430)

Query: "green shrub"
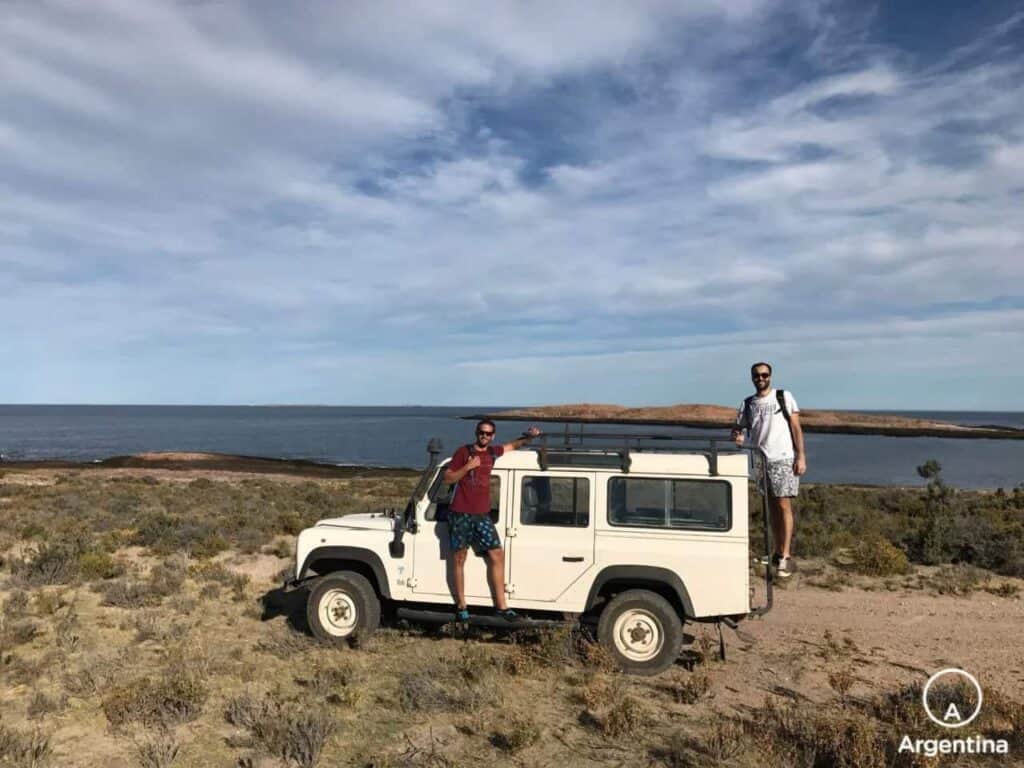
(491, 714, 540, 753)
(849, 534, 910, 576)
(77, 550, 125, 581)
(101, 666, 208, 730)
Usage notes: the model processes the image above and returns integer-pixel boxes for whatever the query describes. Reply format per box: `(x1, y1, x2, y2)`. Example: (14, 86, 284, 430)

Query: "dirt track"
(705, 578, 1024, 712)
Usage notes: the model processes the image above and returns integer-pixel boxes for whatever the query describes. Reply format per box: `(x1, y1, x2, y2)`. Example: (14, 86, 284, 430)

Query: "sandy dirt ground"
(706, 581, 1024, 712)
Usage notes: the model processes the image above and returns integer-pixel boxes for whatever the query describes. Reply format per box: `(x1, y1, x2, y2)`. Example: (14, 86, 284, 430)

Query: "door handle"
(562, 556, 584, 562)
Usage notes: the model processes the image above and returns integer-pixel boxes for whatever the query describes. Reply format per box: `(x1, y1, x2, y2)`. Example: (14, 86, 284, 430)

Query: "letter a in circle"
(943, 703, 962, 722)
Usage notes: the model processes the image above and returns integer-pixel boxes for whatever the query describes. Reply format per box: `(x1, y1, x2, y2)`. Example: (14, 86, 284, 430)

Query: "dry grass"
(101, 662, 209, 731)
(663, 669, 713, 705)
(0, 468, 1020, 766)
(226, 691, 336, 768)
(490, 713, 541, 753)
(134, 729, 180, 768)
(0, 721, 53, 767)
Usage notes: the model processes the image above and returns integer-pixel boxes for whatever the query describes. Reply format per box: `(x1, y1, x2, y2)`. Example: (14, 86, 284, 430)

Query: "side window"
(425, 472, 501, 524)
(607, 478, 730, 531)
(488, 476, 501, 524)
(521, 476, 590, 527)
(425, 469, 453, 522)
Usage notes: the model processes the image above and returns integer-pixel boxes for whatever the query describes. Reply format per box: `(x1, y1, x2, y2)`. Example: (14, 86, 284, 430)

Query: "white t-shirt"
(735, 389, 799, 462)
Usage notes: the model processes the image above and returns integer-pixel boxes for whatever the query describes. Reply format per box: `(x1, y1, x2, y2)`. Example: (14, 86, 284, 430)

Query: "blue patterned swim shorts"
(448, 512, 502, 556)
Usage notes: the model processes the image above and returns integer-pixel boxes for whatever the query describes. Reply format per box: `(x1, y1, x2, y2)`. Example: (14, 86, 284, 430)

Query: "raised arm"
(503, 425, 541, 453)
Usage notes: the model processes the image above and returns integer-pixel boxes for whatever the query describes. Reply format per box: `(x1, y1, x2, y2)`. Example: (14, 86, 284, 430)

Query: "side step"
(395, 607, 565, 629)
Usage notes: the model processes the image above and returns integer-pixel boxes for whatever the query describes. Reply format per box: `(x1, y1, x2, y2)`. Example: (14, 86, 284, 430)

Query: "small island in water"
(478, 404, 1024, 440)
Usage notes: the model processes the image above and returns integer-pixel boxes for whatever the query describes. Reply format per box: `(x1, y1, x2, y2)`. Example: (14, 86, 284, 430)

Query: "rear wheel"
(306, 572, 380, 645)
(597, 589, 682, 675)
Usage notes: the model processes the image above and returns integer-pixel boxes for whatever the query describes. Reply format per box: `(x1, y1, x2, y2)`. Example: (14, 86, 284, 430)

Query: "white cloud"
(1, 1, 1021, 406)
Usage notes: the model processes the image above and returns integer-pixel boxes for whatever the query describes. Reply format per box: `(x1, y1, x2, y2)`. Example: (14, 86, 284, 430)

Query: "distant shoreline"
(0, 452, 418, 477)
(477, 404, 1024, 440)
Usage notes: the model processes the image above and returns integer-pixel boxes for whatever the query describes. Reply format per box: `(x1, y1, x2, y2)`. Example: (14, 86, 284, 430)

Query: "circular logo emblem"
(922, 668, 983, 729)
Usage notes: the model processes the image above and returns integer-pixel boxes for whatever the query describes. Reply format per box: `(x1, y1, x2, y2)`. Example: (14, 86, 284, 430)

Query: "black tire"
(597, 589, 682, 675)
(306, 572, 380, 645)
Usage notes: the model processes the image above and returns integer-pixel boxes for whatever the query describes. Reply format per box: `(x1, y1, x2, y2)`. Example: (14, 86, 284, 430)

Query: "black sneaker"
(498, 608, 525, 623)
(776, 558, 797, 578)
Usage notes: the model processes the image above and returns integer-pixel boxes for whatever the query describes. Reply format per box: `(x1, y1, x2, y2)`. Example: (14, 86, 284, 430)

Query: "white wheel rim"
(612, 608, 664, 662)
(318, 588, 358, 637)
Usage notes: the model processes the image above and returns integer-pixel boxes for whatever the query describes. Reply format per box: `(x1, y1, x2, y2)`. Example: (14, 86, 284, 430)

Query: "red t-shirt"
(449, 443, 505, 515)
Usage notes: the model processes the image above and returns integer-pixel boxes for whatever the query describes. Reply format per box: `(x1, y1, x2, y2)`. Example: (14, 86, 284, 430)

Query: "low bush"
(848, 534, 911, 576)
(76, 550, 125, 581)
(134, 729, 180, 768)
(26, 690, 67, 721)
(9, 542, 82, 587)
(297, 658, 361, 707)
(490, 714, 540, 753)
(929, 564, 986, 595)
(0, 721, 52, 767)
(599, 695, 645, 739)
(702, 719, 747, 763)
(751, 475, 1024, 578)
(226, 693, 336, 768)
(147, 557, 188, 598)
(101, 665, 208, 730)
(96, 579, 154, 609)
(1, 619, 41, 648)
(664, 670, 712, 705)
(3, 590, 29, 617)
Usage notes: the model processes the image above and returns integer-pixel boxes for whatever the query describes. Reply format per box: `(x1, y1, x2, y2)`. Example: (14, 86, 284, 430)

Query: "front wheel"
(597, 589, 682, 675)
(306, 572, 380, 645)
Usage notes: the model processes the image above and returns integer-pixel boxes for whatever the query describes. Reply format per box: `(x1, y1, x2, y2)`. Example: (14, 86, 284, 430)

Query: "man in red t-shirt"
(443, 419, 540, 622)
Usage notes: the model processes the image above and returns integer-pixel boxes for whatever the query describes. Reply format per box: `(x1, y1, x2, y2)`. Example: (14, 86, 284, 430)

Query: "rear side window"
(607, 478, 730, 531)
(521, 476, 590, 527)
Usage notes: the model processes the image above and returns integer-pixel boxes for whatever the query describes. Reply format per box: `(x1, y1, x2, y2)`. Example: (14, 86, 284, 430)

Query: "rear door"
(506, 470, 595, 602)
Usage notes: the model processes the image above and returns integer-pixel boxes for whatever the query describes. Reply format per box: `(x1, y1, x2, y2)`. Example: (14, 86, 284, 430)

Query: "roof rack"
(531, 423, 745, 476)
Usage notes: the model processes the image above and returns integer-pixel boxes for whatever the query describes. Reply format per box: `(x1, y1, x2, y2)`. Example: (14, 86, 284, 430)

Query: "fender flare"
(584, 565, 694, 618)
(298, 546, 391, 599)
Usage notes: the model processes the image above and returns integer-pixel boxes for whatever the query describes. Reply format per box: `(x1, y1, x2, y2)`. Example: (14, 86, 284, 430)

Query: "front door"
(507, 470, 595, 602)
(410, 471, 506, 603)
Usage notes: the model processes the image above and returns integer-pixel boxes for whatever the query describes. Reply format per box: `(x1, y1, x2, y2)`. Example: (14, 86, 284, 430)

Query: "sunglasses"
(477, 430, 495, 437)
(752, 373, 771, 379)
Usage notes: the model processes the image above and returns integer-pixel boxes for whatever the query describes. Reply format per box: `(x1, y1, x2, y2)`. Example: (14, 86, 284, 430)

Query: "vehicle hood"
(314, 512, 397, 532)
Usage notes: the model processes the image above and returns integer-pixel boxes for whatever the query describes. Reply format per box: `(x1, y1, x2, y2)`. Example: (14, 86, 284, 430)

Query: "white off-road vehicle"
(288, 428, 774, 675)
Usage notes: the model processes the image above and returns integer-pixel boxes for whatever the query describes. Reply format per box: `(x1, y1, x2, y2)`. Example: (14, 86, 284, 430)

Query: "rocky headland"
(480, 403, 1024, 439)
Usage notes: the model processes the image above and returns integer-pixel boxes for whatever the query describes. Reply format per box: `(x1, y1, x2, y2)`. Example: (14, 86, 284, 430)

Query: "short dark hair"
(475, 419, 496, 433)
(751, 362, 772, 376)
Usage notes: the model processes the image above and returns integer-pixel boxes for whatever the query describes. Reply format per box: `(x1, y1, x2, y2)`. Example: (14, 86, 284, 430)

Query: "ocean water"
(0, 405, 1022, 490)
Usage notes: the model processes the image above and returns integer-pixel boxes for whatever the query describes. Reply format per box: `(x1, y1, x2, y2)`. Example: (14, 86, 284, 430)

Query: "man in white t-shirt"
(731, 362, 807, 578)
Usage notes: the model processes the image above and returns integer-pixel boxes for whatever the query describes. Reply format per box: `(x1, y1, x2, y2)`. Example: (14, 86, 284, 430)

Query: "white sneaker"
(776, 558, 797, 578)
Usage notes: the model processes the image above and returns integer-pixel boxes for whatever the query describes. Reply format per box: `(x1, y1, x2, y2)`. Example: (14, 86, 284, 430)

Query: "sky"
(2, 0, 1022, 410)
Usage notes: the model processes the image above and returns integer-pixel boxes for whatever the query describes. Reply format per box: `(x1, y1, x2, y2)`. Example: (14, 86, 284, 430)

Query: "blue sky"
(2, 0, 1022, 409)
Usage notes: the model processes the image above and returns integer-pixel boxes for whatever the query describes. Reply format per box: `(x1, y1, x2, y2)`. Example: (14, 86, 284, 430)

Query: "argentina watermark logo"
(898, 668, 1011, 758)
(922, 668, 982, 728)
